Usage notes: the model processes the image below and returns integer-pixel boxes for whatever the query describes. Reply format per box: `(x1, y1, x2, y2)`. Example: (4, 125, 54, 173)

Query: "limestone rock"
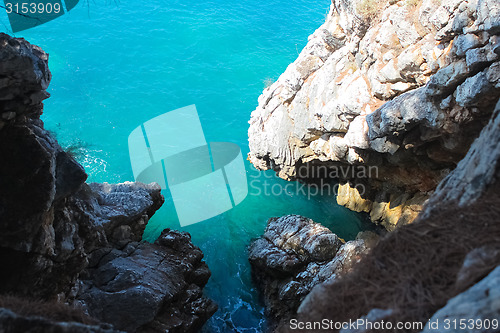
(287, 87, 500, 333)
(248, 0, 500, 229)
(418, 99, 500, 219)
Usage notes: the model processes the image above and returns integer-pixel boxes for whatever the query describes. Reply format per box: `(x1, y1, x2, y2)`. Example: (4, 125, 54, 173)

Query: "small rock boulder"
(249, 215, 378, 326)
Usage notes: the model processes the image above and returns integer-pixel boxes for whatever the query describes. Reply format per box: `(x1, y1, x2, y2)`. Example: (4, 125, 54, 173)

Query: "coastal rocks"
(418, 99, 500, 219)
(287, 97, 500, 333)
(248, 0, 500, 229)
(0, 118, 90, 298)
(0, 34, 216, 332)
(249, 215, 377, 324)
(0, 33, 50, 126)
(76, 229, 217, 333)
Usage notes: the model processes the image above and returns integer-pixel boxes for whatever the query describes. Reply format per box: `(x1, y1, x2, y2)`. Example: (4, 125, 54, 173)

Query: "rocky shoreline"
(0, 33, 216, 332)
(2, 0, 500, 330)
(248, 0, 500, 230)
(247, 0, 500, 331)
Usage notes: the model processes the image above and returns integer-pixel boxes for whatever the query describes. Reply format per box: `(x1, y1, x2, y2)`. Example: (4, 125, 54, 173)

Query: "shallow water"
(0, 1, 375, 331)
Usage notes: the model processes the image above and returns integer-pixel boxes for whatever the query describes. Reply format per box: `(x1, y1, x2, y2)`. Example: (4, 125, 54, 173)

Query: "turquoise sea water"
(1, 1, 375, 331)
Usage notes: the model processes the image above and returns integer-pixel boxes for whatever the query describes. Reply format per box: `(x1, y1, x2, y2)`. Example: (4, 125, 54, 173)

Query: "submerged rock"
(248, 0, 500, 230)
(249, 215, 377, 326)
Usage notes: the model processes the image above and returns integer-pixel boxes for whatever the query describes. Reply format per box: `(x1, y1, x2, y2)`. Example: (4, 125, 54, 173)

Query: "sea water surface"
(0, 1, 375, 331)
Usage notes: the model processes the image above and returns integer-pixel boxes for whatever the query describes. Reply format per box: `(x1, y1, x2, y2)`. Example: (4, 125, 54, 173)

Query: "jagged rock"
(248, 0, 500, 230)
(76, 229, 217, 333)
(0, 34, 216, 332)
(0, 308, 123, 333)
(286, 96, 500, 333)
(248, 215, 377, 325)
(420, 266, 500, 333)
(0, 33, 50, 124)
(0, 119, 90, 298)
(418, 99, 500, 218)
(0, 134, 164, 298)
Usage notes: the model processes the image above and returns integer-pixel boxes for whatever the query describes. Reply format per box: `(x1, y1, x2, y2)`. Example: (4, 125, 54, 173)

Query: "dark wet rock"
(0, 33, 216, 332)
(249, 215, 377, 325)
(0, 307, 123, 333)
(76, 229, 217, 333)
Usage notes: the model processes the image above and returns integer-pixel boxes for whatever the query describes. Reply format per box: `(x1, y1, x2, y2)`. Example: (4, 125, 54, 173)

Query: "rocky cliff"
(286, 99, 500, 333)
(248, 0, 500, 330)
(0, 33, 216, 332)
(248, 0, 500, 230)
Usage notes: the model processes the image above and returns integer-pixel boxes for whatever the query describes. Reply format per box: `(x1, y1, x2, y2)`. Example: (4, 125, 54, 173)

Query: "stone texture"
(248, 0, 500, 230)
(0, 33, 50, 124)
(418, 99, 500, 219)
(76, 229, 217, 333)
(0, 308, 123, 333)
(0, 34, 216, 332)
(286, 91, 500, 333)
(420, 266, 500, 333)
(248, 215, 377, 326)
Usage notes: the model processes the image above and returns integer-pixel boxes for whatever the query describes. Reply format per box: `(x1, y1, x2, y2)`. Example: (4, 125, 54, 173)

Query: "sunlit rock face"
(249, 215, 378, 328)
(0, 34, 216, 332)
(291, 99, 500, 333)
(248, 0, 500, 230)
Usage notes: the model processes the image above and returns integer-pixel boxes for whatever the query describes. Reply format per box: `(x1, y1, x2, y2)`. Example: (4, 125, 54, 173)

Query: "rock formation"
(248, 0, 500, 330)
(248, 0, 500, 230)
(0, 33, 216, 332)
(76, 228, 217, 333)
(249, 215, 378, 328)
(283, 100, 500, 332)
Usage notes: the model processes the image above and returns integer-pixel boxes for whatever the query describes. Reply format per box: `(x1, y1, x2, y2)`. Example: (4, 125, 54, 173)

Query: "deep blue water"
(0, 1, 374, 331)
